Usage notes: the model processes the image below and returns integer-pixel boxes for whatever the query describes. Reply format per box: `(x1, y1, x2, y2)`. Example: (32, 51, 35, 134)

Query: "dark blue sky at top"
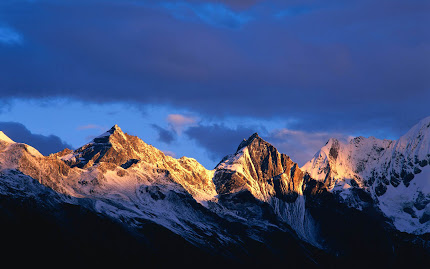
(0, 0, 429, 168)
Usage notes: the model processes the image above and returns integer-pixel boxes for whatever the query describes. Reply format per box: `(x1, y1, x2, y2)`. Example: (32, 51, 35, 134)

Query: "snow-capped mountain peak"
(55, 125, 217, 203)
(236, 132, 260, 151)
(60, 124, 151, 168)
(213, 133, 321, 245)
(0, 120, 429, 266)
(215, 133, 298, 198)
(302, 116, 430, 234)
(93, 124, 125, 143)
(394, 116, 430, 164)
(90, 124, 132, 149)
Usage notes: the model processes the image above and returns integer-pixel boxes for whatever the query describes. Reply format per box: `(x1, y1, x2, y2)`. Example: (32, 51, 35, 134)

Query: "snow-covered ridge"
(302, 116, 430, 234)
(1, 117, 429, 254)
(213, 132, 320, 245)
(0, 126, 321, 246)
(0, 125, 224, 247)
(0, 126, 217, 202)
(214, 133, 303, 201)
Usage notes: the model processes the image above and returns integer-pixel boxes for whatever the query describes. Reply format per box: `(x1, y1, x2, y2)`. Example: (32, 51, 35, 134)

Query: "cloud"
(151, 124, 176, 144)
(0, 25, 23, 45)
(0, 121, 72, 155)
(185, 124, 257, 163)
(77, 124, 105, 131)
(162, 150, 177, 158)
(0, 99, 12, 114)
(185, 122, 353, 167)
(167, 114, 197, 134)
(265, 128, 352, 166)
(0, 0, 428, 137)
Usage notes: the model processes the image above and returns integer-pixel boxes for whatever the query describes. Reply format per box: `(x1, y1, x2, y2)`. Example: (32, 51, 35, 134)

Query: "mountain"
(0, 120, 429, 267)
(0, 125, 323, 267)
(302, 116, 430, 234)
(213, 133, 320, 245)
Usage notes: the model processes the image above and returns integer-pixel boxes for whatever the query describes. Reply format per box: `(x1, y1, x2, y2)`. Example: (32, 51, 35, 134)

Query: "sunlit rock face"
(214, 133, 305, 202)
(0, 125, 327, 266)
(212, 133, 321, 246)
(54, 124, 217, 202)
(59, 124, 165, 168)
(0, 119, 429, 267)
(302, 116, 430, 234)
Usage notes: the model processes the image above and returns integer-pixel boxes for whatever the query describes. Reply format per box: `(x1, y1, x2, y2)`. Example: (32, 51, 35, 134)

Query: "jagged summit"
(214, 133, 317, 244)
(93, 124, 125, 143)
(215, 132, 303, 201)
(61, 125, 148, 168)
(108, 124, 122, 134)
(0, 118, 429, 266)
(56, 126, 216, 203)
(237, 132, 261, 152)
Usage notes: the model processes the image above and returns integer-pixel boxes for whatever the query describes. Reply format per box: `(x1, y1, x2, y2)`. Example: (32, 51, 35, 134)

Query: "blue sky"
(0, 98, 295, 168)
(0, 0, 429, 168)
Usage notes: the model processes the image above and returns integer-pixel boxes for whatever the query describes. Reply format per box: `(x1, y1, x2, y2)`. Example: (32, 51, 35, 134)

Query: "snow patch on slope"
(0, 131, 14, 144)
(270, 196, 321, 247)
(216, 147, 247, 175)
(378, 165, 430, 234)
(302, 116, 430, 234)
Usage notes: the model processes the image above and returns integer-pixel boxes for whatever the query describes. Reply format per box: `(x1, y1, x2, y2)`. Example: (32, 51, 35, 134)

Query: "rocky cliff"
(0, 120, 429, 267)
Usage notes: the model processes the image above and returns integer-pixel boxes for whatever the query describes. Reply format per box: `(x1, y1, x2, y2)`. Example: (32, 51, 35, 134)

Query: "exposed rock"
(403, 172, 415, 187)
(375, 182, 387, 196)
(214, 133, 304, 201)
(414, 192, 430, 210)
(1, 121, 429, 267)
(302, 116, 430, 234)
(329, 139, 339, 160)
(390, 175, 401, 187)
(121, 159, 139, 169)
(419, 212, 430, 224)
(414, 166, 422, 174)
(403, 206, 418, 218)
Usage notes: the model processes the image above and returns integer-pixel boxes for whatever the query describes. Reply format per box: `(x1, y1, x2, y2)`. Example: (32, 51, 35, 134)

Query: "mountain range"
(0, 117, 429, 267)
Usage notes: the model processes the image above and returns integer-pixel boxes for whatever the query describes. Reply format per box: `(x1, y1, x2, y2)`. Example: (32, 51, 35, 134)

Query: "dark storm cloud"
(151, 124, 176, 144)
(0, 0, 428, 136)
(0, 122, 72, 155)
(185, 124, 258, 164)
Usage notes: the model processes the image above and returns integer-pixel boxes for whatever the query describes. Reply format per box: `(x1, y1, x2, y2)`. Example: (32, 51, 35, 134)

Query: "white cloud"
(77, 124, 106, 131)
(166, 114, 197, 134)
(265, 128, 352, 166)
(162, 150, 177, 158)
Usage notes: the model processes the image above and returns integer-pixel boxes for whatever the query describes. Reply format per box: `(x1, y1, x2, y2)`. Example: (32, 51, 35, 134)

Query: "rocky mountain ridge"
(302, 116, 430, 234)
(0, 119, 429, 267)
